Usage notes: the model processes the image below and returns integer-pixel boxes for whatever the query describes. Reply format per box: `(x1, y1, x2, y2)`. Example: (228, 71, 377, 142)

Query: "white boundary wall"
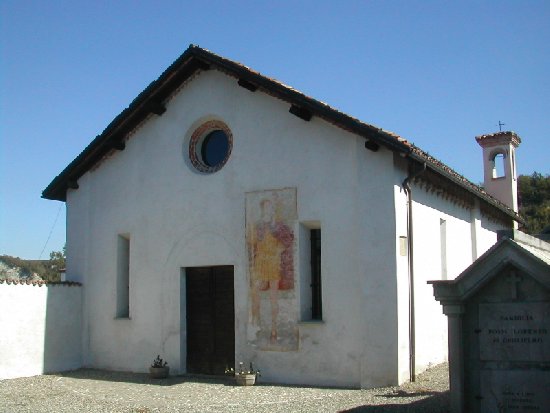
(0, 283, 82, 380)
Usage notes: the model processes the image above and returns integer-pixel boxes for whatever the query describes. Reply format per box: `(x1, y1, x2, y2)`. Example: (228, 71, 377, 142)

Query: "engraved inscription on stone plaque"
(480, 370, 550, 412)
(479, 302, 549, 361)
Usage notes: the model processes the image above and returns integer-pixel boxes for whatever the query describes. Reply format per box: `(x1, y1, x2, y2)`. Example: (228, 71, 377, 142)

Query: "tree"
(45, 246, 66, 281)
(518, 172, 550, 234)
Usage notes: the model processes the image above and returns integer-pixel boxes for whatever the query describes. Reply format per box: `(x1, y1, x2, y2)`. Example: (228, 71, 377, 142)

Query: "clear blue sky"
(1, 0, 549, 259)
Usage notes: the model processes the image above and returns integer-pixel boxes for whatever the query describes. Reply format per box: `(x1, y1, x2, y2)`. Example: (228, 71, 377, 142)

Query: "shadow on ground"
(53, 369, 235, 387)
(54, 369, 368, 390)
(341, 390, 450, 412)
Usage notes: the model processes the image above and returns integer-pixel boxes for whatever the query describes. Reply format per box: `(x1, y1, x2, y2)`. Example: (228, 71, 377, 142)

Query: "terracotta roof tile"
(475, 131, 521, 148)
(0, 279, 82, 286)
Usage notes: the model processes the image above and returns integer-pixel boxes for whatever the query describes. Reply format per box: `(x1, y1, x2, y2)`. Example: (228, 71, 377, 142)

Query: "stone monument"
(430, 230, 550, 413)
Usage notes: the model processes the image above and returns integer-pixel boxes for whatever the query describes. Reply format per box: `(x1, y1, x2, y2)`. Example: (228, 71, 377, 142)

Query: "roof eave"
(191, 47, 411, 154)
(42, 46, 410, 201)
(42, 47, 207, 201)
(408, 151, 523, 224)
(42, 45, 523, 225)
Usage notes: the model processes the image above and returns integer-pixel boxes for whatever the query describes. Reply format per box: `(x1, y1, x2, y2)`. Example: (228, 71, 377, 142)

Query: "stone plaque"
(480, 370, 550, 412)
(479, 302, 550, 361)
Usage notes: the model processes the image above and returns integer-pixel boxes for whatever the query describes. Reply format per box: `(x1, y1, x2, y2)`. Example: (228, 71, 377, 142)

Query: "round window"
(189, 120, 233, 173)
(201, 130, 229, 167)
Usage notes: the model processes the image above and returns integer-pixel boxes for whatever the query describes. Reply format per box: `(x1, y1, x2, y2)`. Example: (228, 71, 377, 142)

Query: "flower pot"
(149, 366, 169, 379)
(235, 373, 256, 386)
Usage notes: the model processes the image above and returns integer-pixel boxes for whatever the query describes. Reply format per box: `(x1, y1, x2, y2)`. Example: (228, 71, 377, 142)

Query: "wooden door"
(186, 266, 235, 375)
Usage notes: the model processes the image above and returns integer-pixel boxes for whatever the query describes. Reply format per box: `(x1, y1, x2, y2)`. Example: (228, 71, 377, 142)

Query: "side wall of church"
(392, 171, 508, 383)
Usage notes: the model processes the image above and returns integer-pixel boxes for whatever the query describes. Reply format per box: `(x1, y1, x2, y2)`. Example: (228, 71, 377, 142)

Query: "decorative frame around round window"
(189, 120, 233, 173)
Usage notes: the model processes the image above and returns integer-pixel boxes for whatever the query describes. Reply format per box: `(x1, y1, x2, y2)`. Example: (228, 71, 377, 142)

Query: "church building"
(43, 45, 522, 388)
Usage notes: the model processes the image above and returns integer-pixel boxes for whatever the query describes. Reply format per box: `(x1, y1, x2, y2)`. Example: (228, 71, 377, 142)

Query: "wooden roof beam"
(146, 100, 166, 116)
(365, 139, 380, 152)
(238, 78, 257, 92)
(289, 104, 312, 121)
(67, 179, 79, 190)
(111, 140, 126, 151)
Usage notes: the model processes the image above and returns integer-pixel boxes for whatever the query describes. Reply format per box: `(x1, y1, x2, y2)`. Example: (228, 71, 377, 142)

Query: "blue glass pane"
(201, 130, 229, 167)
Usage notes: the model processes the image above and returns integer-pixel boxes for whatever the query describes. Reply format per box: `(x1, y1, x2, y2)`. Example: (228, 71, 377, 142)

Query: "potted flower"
(225, 362, 260, 386)
(149, 355, 169, 379)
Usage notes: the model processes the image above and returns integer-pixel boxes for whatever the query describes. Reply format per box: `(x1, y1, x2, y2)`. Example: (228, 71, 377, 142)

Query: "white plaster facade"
(45, 47, 520, 388)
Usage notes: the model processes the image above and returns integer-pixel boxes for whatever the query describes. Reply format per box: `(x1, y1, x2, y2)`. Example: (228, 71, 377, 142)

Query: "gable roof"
(41, 45, 521, 224)
(429, 230, 550, 303)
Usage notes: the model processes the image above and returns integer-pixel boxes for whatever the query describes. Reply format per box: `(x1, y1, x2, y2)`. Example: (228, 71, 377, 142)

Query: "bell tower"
(475, 131, 521, 213)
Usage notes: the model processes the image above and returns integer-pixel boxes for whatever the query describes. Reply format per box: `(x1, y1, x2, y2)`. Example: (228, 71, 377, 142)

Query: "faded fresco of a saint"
(246, 188, 298, 351)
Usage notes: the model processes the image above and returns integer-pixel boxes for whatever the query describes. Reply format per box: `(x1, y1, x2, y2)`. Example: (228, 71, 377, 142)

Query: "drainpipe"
(401, 161, 426, 382)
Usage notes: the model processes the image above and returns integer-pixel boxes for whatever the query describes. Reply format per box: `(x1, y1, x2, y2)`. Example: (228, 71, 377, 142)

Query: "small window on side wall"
(116, 234, 130, 318)
(440, 219, 447, 280)
(300, 223, 322, 321)
(310, 229, 322, 320)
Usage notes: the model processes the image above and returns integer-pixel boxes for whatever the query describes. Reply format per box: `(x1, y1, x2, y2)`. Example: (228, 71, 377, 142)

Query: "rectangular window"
(116, 234, 130, 318)
(300, 223, 322, 321)
(310, 229, 322, 320)
(440, 219, 447, 280)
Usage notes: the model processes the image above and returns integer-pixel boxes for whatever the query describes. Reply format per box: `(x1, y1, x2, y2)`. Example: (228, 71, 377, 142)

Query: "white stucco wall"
(410, 188, 474, 374)
(66, 69, 404, 388)
(392, 174, 507, 383)
(0, 284, 82, 379)
(356, 149, 401, 388)
(64, 68, 510, 388)
(476, 213, 503, 254)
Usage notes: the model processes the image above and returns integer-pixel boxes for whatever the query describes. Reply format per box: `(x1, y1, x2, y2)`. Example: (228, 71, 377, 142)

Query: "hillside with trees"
(518, 172, 550, 235)
(0, 247, 66, 282)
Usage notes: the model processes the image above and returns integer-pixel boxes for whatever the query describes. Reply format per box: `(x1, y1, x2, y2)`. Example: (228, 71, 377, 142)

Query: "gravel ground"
(0, 363, 449, 413)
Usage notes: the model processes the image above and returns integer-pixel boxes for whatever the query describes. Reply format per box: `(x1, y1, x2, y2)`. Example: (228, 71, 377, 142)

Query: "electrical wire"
(38, 202, 62, 259)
